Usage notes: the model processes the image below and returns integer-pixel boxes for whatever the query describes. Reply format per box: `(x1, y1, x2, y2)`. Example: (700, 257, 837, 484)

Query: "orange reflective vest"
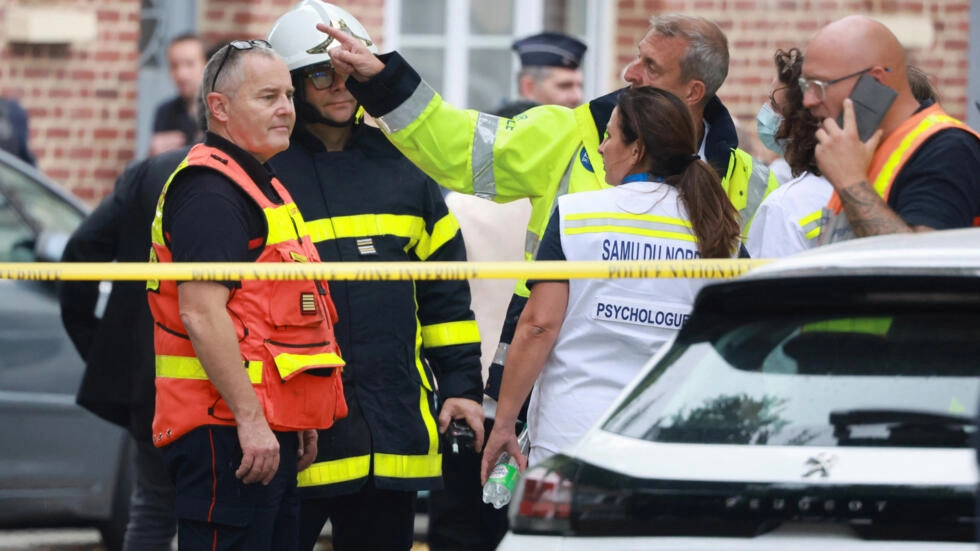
(821, 104, 980, 244)
(148, 144, 347, 447)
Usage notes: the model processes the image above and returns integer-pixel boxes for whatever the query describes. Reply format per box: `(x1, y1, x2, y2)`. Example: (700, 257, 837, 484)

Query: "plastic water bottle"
(482, 425, 530, 509)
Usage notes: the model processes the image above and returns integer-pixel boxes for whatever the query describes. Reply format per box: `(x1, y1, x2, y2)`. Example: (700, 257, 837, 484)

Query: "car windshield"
(602, 313, 980, 447)
(0, 157, 84, 261)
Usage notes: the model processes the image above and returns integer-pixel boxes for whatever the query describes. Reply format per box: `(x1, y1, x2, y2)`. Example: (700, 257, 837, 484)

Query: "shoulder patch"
(579, 146, 594, 173)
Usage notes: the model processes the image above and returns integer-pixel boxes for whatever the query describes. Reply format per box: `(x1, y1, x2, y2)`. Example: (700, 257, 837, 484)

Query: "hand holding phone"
(446, 418, 476, 455)
(836, 73, 897, 142)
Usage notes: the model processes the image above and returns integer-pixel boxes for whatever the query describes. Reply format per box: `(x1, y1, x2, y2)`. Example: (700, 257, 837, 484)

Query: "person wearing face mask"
(266, 4, 485, 550)
(756, 93, 793, 186)
(747, 48, 958, 258)
(481, 87, 741, 475)
(747, 48, 834, 258)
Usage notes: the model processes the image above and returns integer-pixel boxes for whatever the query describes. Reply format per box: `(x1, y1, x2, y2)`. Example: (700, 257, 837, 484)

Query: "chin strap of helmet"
(291, 72, 355, 128)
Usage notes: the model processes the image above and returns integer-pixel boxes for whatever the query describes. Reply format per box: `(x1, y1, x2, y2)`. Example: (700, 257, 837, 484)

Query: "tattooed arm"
(815, 99, 935, 237)
(835, 179, 933, 236)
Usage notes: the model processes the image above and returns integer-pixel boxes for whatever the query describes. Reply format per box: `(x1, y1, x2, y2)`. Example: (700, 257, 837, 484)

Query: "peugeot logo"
(802, 452, 837, 478)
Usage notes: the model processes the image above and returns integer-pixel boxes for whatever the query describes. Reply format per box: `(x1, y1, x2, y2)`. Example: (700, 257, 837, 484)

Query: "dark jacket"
(269, 123, 483, 496)
(59, 148, 188, 441)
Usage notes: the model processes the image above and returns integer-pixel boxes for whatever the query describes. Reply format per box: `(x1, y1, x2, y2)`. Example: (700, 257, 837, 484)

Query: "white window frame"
(384, 0, 613, 108)
(135, 0, 198, 159)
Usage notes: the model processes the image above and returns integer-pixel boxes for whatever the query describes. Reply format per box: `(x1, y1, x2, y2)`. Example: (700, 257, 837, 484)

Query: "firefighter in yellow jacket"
(148, 41, 343, 551)
(323, 10, 774, 397)
(321, 13, 776, 549)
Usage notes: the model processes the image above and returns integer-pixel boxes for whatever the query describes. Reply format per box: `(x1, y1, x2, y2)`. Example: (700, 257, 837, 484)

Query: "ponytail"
(669, 160, 740, 259)
(613, 86, 741, 257)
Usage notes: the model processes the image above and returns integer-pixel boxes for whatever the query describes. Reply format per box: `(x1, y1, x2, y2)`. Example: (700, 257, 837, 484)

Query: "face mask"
(756, 102, 786, 156)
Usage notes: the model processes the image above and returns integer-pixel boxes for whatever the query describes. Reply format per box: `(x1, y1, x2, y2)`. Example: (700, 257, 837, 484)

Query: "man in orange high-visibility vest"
(804, 15, 980, 245)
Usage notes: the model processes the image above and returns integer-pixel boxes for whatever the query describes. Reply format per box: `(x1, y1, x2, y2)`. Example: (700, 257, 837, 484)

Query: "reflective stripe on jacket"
(350, 52, 773, 386)
(148, 143, 347, 447)
(528, 182, 716, 462)
(270, 125, 483, 495)
(363, 62, 768, 297)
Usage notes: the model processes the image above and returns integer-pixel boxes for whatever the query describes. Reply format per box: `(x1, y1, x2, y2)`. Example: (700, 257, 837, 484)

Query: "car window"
(0, 159, 83, 261)
(603, 313, 980, 448)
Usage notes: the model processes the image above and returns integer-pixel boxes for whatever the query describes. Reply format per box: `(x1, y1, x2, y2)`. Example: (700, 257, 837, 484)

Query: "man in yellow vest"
(804, 15, 980, 244)
(323, 12, 771, 375)
(323, 15, 774, 549)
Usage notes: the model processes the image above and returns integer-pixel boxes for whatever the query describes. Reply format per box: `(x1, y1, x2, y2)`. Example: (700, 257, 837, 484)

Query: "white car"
(499, 228, 980, 550)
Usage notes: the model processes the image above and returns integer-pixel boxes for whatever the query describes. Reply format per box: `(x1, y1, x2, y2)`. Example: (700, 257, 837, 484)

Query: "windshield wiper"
(830, 409, 973, 427)
(830, 409, 974, 448)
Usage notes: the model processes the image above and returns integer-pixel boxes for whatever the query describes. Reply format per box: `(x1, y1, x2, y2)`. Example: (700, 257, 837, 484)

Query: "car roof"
(682, 229, 980, 339)
(744, 228, 980, 280)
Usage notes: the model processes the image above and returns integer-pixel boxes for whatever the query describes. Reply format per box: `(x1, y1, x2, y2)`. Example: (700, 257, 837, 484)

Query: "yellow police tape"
(0, 259, 770, 282)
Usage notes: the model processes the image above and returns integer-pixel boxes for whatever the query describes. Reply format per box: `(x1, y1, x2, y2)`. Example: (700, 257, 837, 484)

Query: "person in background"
(906, 64, 940, 105)
(60, 146, 187, 551)
(747, 48, 831, 258)
(0, 96, 35, 165)
(803, 15, 980, 244)
(149, 39, 345, 551)
(482, 86, 740, 475)
(509, 31, 587, 109)
(265, 4, 484, 550)
(149, 33, 207, 156)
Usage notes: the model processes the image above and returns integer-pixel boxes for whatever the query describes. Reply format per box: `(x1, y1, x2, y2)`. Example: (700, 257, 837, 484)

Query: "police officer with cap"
(511, 31, 587, 109)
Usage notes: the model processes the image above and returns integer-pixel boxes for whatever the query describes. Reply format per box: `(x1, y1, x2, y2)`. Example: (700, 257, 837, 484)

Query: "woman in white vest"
(481, 87, 741, 477)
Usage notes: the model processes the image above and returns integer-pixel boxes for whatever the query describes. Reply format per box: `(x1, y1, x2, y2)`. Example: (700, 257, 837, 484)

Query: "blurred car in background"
(500, 228, 980, 550)
(0, 148, 131, 551)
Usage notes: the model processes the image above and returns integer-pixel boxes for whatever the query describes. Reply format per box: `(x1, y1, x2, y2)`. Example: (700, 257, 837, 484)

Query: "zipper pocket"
(265, 339, 331, 348)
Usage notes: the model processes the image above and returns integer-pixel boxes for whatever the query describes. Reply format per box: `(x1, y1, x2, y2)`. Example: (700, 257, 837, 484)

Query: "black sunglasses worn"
(210, 39, 272, 93)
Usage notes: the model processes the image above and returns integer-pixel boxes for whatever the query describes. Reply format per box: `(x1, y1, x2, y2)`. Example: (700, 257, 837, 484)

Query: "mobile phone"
(837, 73, 897, 142)
(445, 419, 476, 455)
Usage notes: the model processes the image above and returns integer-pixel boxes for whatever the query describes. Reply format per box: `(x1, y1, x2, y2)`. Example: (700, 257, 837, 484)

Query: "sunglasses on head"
(210, 39, 272, 93)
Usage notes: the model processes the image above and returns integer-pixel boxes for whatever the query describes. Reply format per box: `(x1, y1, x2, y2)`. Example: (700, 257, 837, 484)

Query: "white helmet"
(267, 0, 377, 72)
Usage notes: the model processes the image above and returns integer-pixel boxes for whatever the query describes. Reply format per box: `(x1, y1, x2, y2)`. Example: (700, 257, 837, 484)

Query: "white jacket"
(746, 171, 833, 258)
(527, 180, 716, 464)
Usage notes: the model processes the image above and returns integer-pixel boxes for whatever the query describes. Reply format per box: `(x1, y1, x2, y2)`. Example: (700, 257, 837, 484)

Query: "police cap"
(512, 32, 587, 70)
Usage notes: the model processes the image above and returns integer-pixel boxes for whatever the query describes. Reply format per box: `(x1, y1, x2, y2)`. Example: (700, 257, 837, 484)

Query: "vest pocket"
(267, 279, 325, 329)
(262, 339, 348, 430)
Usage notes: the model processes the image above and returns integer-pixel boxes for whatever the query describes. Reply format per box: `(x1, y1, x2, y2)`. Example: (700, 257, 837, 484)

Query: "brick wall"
(0, 0, 140, 202)
(614, 0, 971, 158)
(0, 0, 970, 202)
(0, 0, 385, 204)
(197, 0, 385, 56)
